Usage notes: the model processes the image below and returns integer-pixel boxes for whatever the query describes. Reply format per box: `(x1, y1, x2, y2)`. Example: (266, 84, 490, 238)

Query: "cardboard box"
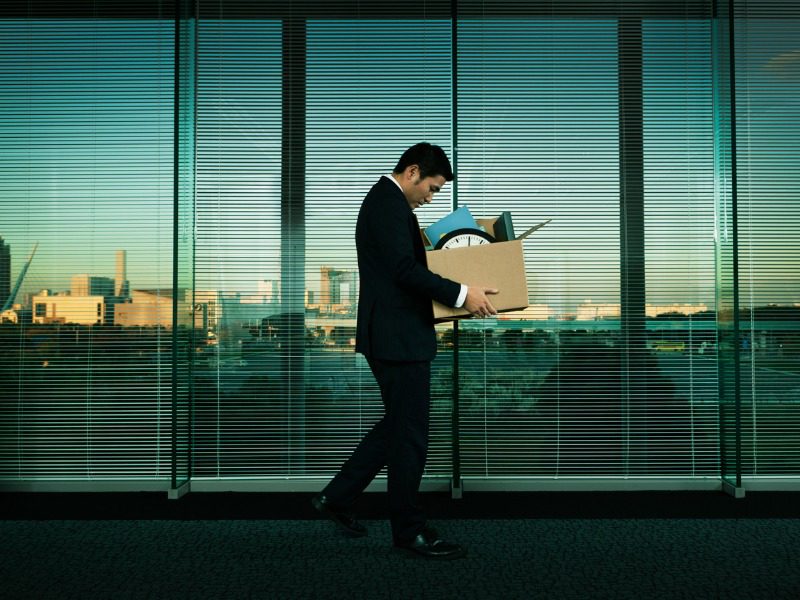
(423, 217, 547, 321)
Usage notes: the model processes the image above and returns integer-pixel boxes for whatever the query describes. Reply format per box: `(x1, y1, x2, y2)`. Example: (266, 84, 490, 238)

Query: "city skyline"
(2, 238, 800, 318)
(1, 18, 798, 315)
(5, 241, 796, 323)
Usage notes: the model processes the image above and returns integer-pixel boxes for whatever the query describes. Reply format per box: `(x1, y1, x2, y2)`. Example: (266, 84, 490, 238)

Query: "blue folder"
(424, 205, 479, 247)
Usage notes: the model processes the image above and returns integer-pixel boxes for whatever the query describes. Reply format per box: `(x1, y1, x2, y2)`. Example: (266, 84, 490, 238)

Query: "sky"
(1, 16, 798, 315)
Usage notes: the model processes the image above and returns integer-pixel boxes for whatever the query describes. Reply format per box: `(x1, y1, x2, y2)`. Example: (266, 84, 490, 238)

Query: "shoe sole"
(311, 497, 368, 538)
(391, 546, 468, 560)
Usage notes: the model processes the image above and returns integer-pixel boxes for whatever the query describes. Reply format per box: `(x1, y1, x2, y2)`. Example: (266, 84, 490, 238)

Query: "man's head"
(392, 142, 454, 211)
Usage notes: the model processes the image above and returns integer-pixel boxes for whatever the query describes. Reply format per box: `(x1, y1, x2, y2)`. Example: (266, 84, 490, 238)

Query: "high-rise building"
(0, 236, 10, 308)
(240, 279, 280, 304)
(71, 274, 115, 298)
(257, 279, 279, 303)
(115, 249, 129, 298)
(320, 266, 356, 306)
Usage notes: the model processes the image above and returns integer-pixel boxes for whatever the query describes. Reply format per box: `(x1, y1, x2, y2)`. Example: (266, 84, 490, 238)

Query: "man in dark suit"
(312, 143, 498, 560)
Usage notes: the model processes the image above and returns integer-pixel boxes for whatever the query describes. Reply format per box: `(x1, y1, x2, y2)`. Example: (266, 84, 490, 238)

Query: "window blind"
(0, 17, 175, 482)
(734, 2, 800, 476)
(193, 17, 284, 478)
(456, 14, 627, 476)
(305, 15, 454, 479)
(3, 0, 798, 490)
(192, 2, 458, 481)
(456, 1, 718, 478)
(641, 18, 718, 475)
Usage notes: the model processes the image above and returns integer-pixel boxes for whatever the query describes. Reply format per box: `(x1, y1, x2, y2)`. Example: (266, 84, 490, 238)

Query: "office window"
(456, 9, 720, 478)
(0, 19, 175, 481)
(642, 19, 718, 475)
(306, 18, 455, 477)
(3, 1, 796, 490)
(734, 6, 800, 475)
(192, 19, 283, 478)
(457, 17, 623, 476)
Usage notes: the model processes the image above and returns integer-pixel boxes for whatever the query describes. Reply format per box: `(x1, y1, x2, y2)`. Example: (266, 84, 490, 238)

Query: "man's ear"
(407, 164, 419, 180)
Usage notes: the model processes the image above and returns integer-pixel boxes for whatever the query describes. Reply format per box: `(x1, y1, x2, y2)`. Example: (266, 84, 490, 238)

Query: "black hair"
(393, 142, 454, 182)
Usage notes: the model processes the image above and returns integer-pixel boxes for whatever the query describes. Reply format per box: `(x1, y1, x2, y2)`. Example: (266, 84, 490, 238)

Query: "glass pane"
(735, 11, 800, 476)
(306, 19, 454, 478)
(711, 5, 739, 485)
(642, 19, 719, 475)
(0, 20, 174, 481)
(457, 18, 622, 475)
(193, 19, 283, 478)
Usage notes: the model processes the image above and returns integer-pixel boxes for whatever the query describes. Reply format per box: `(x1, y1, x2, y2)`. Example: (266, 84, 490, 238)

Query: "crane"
(2, 242, 38, 312)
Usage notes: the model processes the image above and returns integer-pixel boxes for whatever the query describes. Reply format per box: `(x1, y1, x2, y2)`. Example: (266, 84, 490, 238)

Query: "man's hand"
(463, 287, 499, 318)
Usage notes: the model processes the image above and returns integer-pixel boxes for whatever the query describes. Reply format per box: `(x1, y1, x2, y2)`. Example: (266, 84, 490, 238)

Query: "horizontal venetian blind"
(193, 16, 284, 478)
(734, 1, 800, 476)
(642, 18, 718, 475)
(305, 10, 455, 480)
(192, 2, 458, 481)
(457, 1, 718, 477)
(0, 17, 175, 482)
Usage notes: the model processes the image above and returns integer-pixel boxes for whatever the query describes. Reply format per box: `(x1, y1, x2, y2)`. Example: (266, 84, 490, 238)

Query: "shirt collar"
(383, 173, 404, 194)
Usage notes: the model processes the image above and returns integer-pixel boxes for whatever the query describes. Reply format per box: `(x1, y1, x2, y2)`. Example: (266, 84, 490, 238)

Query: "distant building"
(0, 236, 10, 307)
(576, 301, 620, 321)
(1, 304, 32, 325)
(32, 291, 106, 325)
(575, 300, 710, 320)
(241, 279, 280, 304)
(646, 303, 709, 317)
(320, 266, 356, 306)
(308, 266, 357, 315)
(115, 250, 130, 298)
(71, 274, 115, 298)
(24, 289, 52, 308)
(497, 304, 555, 320)
(114, 289, 192, 328)
(194, 289, 222, 330)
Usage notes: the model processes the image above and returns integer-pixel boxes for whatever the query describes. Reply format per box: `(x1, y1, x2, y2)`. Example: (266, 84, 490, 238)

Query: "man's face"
(404, 166, 446, 211)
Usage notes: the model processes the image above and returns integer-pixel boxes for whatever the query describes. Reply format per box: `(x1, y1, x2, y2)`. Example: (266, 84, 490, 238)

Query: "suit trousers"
(321, 357, 431, 543)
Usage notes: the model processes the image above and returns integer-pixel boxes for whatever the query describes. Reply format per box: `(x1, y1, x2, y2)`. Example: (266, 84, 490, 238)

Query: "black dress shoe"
(311, 494, 368, 537)
(393, 527, 467, 560)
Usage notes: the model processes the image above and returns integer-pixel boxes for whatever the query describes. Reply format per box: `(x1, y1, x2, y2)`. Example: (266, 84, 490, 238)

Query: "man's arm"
(364, 190, 499, 314)
(367, 197, 461, 307)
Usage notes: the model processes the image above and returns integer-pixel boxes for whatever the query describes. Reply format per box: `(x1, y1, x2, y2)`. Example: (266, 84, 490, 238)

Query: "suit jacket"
(355, 176, 461, 361)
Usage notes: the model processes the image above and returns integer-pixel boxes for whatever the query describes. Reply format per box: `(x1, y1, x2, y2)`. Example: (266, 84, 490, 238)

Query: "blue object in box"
(424, 205, 479, 247)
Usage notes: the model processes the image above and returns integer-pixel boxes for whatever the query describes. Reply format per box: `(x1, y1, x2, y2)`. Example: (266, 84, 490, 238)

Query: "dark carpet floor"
(2, 492, 800, 599)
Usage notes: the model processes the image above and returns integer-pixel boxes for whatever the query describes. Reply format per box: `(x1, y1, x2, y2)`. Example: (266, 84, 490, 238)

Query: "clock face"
(435, 228, 495, 250)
